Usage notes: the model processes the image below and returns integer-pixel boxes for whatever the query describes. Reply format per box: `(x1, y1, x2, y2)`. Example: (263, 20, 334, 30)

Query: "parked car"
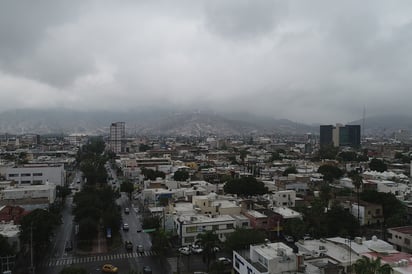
(191, 244, 203, 254)
(178, 246, 191, 255)
(284, 235, 294, 243)
(101, 264, 118, 273)
(217, 257, 232, 265)
(122, 223, 129, 231)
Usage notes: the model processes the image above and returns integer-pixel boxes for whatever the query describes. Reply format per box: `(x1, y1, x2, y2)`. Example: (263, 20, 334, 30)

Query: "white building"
(4, 164, 65, 186)
(271, 190, 296, 208)
(233, 242, 302, 274)
(0, 184, 56, 207)
(175, 214, 236, 246)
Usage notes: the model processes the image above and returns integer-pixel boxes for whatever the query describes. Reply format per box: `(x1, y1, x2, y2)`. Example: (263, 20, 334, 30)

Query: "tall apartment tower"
(109, 122, 125, 153)
(320, 124, 360, 147)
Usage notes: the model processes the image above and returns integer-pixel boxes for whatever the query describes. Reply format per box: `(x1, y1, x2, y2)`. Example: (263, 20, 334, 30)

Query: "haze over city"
(0, 0, 412, 124)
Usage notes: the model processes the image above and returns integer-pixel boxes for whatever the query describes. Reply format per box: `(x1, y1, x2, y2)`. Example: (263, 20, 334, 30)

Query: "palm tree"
(354, 256, 391, 274)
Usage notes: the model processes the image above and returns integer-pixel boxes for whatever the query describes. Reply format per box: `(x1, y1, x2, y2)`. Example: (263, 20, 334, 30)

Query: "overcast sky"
(0, 0, 411, 124)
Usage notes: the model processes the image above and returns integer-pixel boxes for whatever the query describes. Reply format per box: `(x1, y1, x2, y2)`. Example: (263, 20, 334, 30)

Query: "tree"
(354, 256, 391, 274)
(224, 228, 266, 251)
(325, 203, 359, 237)
(318, 164, 344, 182)
(151, 229, 170, 256)
(282, 219, 307, 240)
(142, 216, 160, 230)
(361, 190, 407, 227)
(173, 170, 189, 181)
(282, 166, 297, 176)
(60, 266, 88, 274)
(197, 230, 220, 270)
(369, 158, 387, 172)
(141, 168, 165, 180)
(318, 145, 339, 160)
(78, 217, 98, 242)
(120, 180, 134, 199)
(0, 234, 15, 257)
(139, 143, 151, 152)
(223, 177, 268, 196)
(56, 185, 71, 200)
(20, 209, 61, 260)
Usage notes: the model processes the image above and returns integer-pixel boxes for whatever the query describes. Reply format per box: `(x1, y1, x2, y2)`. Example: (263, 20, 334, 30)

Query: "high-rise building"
(320, 124, 360, 147)
(109, 122, 125, 153)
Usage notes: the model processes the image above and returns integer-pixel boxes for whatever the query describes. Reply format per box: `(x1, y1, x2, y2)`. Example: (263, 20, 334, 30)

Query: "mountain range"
(0, 108, 410, 136)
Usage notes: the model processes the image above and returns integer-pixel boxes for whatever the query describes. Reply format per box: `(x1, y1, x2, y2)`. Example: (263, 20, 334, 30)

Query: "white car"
(122, 223, 129, 231)
(217, 257, 232, 265)
(178, 247, 191, 255)
(191, 245, 203, 254)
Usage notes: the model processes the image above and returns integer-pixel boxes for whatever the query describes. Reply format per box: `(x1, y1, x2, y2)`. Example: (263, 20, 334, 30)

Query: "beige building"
(192, 195, 241, 216)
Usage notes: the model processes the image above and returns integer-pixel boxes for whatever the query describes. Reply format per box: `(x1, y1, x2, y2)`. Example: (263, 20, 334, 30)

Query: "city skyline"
(0, 1, 411, 123)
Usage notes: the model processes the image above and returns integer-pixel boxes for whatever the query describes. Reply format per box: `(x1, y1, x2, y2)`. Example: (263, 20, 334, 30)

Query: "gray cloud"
(0, 0, 411, 124)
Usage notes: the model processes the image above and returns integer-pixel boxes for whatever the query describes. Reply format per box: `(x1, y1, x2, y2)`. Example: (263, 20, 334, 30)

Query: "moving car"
(178, 246, 191, 255)
(124, 207, 130, 214)
(64, 241, 73, 252)
(122, 223, 129, 231)
(101, 264, 118, 273)
(125, 241, 133, 252)
(137, 244, 144, 253)
(143, 266, 152, 274)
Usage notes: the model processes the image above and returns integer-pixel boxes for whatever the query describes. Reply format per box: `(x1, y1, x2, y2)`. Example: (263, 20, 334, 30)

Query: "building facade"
(109, 122, 126, 153)
(320, 124, 361, 147)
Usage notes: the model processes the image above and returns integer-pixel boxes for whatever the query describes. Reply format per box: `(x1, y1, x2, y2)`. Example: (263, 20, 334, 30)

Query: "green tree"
(282, 219, 307, 240)
(20, 209, 61, 260)
(78, 217, 98, 241)
(173, 170, 189, 181)
(337, 151, 358, 162)
(354, 256, 391, 274)
(224, 228, 266, 251)
(139, 143, 151, 152)
(318, 164, 344, 182)
(120, 180, 135, 199)
(318, 145, 339, 160)
(59, 266, 88, 274)
(369, 158, 387, 172)
(325, 203, 359, 237)
(223, 177, 268, 196)
(361, 190, 407, 227)
(141, 168, 165, 180)
(197, 230, 220, 270)
(56, 185, 71, 200)
(142, 216, 161, 230)
(282, 166, 297, 176)
(0, 234, 15, 256)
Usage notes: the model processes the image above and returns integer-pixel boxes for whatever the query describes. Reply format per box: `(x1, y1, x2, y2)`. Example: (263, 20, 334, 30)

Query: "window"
(184, 236, 195, 243)
(33, 180, 43, 185)
(21, 180, 31, 184)
(404, 238, 410, 245)
(186, 226, 197, 233)
(21, 173, 31, 177)
(227, 223, 234, 229)
(8, 174, 19, 177)
(33, 173, 43, 176)
(212, 225, 219, 231)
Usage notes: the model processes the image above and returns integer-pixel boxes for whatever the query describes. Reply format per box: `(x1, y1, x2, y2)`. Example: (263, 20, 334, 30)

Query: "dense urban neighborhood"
(0, 122, 412, 274)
